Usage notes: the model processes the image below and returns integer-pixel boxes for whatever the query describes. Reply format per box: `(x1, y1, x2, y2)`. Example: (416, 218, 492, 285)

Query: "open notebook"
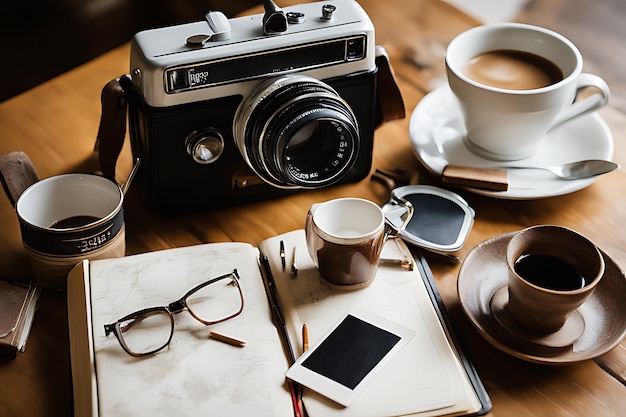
(67, 229, 490, 417)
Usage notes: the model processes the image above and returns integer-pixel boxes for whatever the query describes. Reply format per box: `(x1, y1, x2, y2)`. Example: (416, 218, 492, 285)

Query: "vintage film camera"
(123, 0, 404, 211)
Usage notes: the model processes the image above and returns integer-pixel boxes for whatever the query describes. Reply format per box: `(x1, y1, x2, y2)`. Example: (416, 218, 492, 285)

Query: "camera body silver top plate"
(130, 0, 375, 108)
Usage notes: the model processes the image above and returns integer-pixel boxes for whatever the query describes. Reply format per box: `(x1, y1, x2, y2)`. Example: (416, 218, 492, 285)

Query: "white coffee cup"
(446, 23, 610, 161)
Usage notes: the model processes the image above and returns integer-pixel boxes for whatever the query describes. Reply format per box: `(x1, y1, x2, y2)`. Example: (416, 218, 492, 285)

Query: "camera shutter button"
(286, 12, 305, 24)
(321, 4, 336, 20)
(185, 128, 225, 164)
(186, 12, 231, 46)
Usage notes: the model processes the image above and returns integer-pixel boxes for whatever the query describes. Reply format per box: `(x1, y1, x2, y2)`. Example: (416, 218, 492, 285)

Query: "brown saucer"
(458, 232, 626, 364)
(490, 286, 585, 349)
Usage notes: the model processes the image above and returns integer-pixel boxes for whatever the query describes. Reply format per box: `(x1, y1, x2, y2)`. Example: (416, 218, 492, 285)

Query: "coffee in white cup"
(462, 49, 563, 91)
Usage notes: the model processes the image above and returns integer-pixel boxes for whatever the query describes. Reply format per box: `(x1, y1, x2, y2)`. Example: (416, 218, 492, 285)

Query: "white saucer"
(458, 232, 626, 364)
(409, 85, 614, 199)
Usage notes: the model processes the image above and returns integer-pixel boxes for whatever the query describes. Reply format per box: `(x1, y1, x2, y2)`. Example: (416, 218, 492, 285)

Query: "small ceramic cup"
(505, 225, 604, 333)
(15, 173, 126, 289)
(305, 197, 412, 289)
(446, 23, 609, 161)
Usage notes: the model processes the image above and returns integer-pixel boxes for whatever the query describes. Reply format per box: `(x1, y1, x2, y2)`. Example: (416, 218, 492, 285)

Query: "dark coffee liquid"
(50, 215, 100, 229)
(514, 254, 586, 291)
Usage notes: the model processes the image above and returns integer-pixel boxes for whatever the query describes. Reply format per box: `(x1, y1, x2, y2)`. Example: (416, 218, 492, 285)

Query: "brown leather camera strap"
(0, 151, 40, 207)
(374, 46, 406, 126)
(96, 77, 128, 182)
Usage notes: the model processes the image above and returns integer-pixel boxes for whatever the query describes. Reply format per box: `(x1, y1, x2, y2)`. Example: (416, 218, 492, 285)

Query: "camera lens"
(234, 75, 359, 189)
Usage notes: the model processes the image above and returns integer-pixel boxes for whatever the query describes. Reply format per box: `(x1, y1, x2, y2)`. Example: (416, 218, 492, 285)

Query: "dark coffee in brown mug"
(514, 253, 587, 291)
(50, 215, 101, 229)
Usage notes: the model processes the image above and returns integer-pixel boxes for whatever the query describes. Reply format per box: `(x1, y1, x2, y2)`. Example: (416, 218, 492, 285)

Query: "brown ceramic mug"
(1, 152, 126, 289)
(505, 225, 604, 333)
(305, 197, 412, 289)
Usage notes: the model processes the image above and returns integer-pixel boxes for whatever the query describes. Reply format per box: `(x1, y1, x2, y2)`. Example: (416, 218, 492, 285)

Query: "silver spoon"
(496, 159, 619, 180)
(442, 160, 619, 192)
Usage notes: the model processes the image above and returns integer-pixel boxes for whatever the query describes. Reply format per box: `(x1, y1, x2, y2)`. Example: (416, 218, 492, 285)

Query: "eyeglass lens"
(185, 274, 244, 323)
(118, 310, 173, 355)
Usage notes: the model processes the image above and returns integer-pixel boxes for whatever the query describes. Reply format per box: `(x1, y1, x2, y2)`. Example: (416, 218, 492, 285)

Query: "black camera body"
(126, 0, 401, 211)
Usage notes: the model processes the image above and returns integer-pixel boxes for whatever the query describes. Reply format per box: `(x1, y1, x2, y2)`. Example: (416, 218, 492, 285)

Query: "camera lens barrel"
(234, 75, 360, 189)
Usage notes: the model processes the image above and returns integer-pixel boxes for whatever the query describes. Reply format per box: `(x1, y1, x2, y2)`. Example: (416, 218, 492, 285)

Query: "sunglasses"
(382, 185, 475, 256)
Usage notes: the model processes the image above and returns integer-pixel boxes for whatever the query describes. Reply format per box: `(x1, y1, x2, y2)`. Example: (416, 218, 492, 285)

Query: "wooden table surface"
(1, 0, 625, 416)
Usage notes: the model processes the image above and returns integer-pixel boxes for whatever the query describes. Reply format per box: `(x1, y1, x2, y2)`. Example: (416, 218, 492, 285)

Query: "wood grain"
(0, 1, 624, 416)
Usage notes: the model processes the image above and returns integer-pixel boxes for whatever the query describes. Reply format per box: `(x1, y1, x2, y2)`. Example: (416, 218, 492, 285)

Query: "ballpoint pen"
(260, 254, 302, 417)
(298, 323, 308, 415)
(291, 246, 298, 278)
(280, 240, 286, 271)
(302, 323, 309, 353)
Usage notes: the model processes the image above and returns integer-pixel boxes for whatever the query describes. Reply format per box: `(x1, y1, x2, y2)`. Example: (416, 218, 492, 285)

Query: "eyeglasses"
(104, 269, 244, 357)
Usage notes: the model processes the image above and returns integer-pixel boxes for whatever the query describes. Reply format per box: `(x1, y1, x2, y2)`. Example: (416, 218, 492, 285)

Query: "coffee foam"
(463, 50, 563, 90)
